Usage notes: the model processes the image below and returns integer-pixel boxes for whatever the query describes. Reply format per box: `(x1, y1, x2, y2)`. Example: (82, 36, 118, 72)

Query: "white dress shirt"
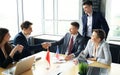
(65, 33, 78, 56)
(22, 31, 29, 42)
(87, 13, 93, 37)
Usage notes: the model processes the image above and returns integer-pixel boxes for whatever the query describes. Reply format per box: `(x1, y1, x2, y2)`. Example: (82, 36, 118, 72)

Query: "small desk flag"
(46, 49, 50, 66)
(56, 46, 59, 59)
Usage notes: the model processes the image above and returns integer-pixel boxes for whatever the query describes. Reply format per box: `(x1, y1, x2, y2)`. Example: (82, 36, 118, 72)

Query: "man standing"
(82, 1, 109, 45)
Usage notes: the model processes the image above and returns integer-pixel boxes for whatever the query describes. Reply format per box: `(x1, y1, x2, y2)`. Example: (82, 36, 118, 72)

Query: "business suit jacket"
(82, 11, 109, 37)
(79, 39, 112, 65)
(13, 32, 43, 58)
(0, 48, 21, 68)
(51, 32, 85, 57)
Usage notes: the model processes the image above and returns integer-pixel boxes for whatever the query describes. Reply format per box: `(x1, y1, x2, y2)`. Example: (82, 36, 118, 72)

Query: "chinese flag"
(46, 49, 50, 65)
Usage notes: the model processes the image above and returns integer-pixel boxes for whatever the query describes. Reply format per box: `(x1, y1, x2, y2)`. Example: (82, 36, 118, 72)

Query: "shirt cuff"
(71, 53, 75, 58)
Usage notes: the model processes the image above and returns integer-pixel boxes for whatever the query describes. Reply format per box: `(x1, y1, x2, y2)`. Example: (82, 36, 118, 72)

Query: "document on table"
(87, 60, 94, 64)
(52, 56, 66, 64)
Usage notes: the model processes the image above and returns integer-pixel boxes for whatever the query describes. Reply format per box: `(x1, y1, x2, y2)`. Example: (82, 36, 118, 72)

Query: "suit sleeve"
(14, 35, 43, 52)
(82, 15, 88, 37)
(99, 12, 109, 37)
(13, 35, 27, 46)
(97, 43, 112, 65)
(13, 51, 22, 61)
(83, 40, 90, 57)
(74, 38, 86, 57)
(0, 56, 13, 68)
(28, 44, 43, 51)
(78, 39, 91, 58)
(0, 44, 22, 68)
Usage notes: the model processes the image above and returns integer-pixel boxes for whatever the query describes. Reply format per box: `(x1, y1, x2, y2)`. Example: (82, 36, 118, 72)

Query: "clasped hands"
(41, 42, 76, 61)
(41, 42, 51, 49)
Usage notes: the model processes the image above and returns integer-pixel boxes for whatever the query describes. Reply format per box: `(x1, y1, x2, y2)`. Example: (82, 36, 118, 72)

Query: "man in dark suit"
(13, 21, 47, 58)
(82, 1, 109, 46)
(44, 22, 85, 61)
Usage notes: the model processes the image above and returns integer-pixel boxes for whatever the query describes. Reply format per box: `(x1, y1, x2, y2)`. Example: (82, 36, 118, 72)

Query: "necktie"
(68, 36, 73, 55)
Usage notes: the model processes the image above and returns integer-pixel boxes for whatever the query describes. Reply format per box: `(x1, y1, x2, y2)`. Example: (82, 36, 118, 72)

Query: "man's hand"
(41, 42, 51, 49)
(15, 44, 24, 53)
(65, 54, 74, 61)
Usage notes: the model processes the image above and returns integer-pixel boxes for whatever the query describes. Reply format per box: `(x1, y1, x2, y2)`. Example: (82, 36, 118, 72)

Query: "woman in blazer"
(0, 28, 23, 68)
(74, 29, 112, 65)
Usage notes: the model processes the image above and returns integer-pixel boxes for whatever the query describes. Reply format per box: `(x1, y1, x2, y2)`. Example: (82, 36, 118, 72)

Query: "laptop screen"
(87, 66, 109, 75)
(2, 55, 35, 75)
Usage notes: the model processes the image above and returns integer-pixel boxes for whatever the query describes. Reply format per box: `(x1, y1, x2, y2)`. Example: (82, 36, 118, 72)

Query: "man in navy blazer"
(82, 1, 109, 46)
(13, 21, 47, 58)
(44, 22, 85, 61)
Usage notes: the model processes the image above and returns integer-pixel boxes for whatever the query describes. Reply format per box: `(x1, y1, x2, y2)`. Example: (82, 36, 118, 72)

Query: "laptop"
(2, 55, 35, 75)
(87, 66, 109, 75)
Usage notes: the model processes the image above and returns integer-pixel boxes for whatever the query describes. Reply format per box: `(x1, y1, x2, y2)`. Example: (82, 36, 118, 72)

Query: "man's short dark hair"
(21, 21, 33, 30)
(71, 22, 79, 29)
(83, 1, 93, 6)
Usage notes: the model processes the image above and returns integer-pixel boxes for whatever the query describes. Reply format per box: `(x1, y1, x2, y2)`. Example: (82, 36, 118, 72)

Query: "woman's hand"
(73, 58, 79, 65)
(87, 57, 96, 61)
(9, 44, 23, 58)
(15, 44, 24, 53)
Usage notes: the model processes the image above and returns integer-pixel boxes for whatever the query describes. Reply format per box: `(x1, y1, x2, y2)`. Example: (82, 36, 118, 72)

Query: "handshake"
(41, 42, 52, 49)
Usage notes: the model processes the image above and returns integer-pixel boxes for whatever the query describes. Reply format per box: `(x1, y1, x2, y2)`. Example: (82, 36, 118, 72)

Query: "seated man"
(13, 21, 47, 58)
(44, 22, 85, 61)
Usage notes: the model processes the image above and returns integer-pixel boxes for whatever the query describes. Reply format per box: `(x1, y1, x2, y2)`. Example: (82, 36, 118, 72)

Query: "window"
(44, 0, 54, 34)
(58, 0, 79, 20)
(44, 0, 81, 35)
(108, 0, 120, 40)
(23, 0, 42, 36)
(0, 0, 82, 39)
(57, 0, 80, 35)
(0, 0, 18, 39)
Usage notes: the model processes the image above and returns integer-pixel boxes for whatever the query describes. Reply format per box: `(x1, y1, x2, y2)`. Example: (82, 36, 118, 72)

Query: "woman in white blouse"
(74, 29, 112, 65)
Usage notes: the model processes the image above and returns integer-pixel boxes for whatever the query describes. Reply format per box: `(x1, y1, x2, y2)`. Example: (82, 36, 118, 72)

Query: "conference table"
(0, 51, 120, 75)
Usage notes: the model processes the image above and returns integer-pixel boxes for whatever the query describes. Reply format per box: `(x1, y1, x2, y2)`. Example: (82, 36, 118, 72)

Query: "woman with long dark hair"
(0, 28, 23, 68)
